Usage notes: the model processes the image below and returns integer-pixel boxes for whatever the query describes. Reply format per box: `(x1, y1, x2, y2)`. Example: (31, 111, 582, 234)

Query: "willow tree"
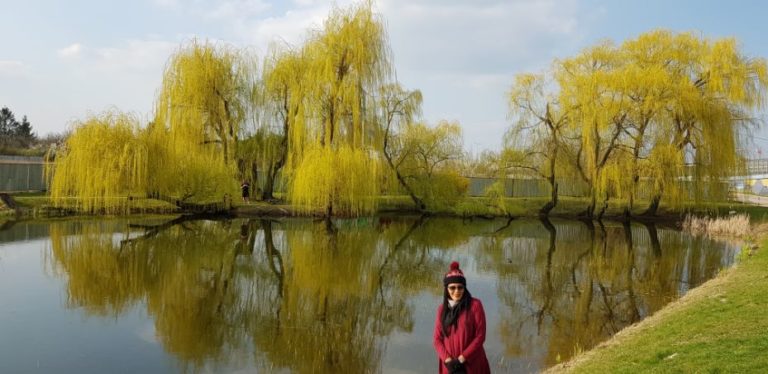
(155, 40, 252, 165)
(378, 83, 425, 210)
(287, 2, 393, 217)
(46, 110, 148, 213)
(607, 32, 680, 219)
(505, 73, 570, 216)
(390, 120, 466, 210)
(253, 43, 308, 200)
(552, 30, 767, 218)
(641, 31, 768, 215)
(151, 40, 253, 201)
(557, 42, 628, 219)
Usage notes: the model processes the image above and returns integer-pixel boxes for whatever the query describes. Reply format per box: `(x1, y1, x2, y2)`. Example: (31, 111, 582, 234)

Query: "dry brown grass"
(682, 213, 751, 237)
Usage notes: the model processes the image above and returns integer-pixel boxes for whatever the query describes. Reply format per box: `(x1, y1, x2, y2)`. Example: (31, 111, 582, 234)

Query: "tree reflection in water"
(477, 218, 736, 369)
(43, 216, 736, 372)
(46, 215, 447, 373)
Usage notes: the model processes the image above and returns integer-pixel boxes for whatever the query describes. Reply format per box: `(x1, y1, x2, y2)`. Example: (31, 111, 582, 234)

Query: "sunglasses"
(448, 285, 464, 292)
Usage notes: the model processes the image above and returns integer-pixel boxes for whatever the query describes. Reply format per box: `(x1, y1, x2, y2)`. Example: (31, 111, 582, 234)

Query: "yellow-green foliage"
(643, 144, 686, 205)
(411, 172, 469, 210)
(47, 40, 251, 212)
(241, 44, 308, 195)
(289, 145, 381, 216)
(46, 110, 148, 213)
(281, 2, 393, 216)
(155, 39, 252, 166)
(236, 130, 283, 191)
(299, 2, 391, 148)
(149, 39, 251, 201)
(391, 120, 466, 209)
(148, 132, 238, 202)
(540, 29, 768, 213)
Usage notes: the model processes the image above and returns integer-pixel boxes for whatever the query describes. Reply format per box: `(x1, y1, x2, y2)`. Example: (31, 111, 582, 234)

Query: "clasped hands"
(444, 355, 466, 374)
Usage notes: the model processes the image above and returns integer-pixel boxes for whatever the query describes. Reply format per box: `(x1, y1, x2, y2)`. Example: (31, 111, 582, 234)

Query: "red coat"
(433, 298, 491, 374)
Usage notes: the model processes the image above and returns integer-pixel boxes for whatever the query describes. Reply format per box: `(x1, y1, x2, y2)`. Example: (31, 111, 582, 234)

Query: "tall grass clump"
(682, 213, 751, 237)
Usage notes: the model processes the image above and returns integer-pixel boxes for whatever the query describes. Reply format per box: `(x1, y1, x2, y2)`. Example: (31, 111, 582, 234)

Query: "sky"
(2, 0, 768, 155)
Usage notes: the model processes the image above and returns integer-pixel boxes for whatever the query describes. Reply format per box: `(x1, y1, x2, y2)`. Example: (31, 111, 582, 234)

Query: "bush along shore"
(546, 219, 768, 373)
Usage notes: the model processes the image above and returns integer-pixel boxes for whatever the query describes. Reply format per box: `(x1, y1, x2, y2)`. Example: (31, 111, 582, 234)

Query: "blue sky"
(2, 0, 767, 155)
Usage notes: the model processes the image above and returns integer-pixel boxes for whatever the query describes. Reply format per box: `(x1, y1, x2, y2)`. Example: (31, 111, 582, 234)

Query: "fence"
(466, 177, 590, 197)
(0, 155, 46, 192)
(746, 159, 768, 175)
(465, 176, 730, 200)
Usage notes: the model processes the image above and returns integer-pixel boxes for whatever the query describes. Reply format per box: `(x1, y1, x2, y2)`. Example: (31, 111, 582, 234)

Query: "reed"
(682, 213, 751, 237)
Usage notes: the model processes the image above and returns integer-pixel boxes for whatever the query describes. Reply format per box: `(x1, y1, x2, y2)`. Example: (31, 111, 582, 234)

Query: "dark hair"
(441, 286, 472, 337)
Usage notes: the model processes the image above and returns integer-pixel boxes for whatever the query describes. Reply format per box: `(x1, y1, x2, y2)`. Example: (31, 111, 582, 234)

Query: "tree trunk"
(581, 193, 597, 219)
(262, 153, 285, 201)
(622, 205, 631, 222)
(539, 181, 558, 216)
(596, 199, 608, 221)
(263, 100, 291, 201)
(262, 166, 276, 201)
(382, 142, 426, 212)
(643, 194, 662, 216)
(539, 150, 559, 216)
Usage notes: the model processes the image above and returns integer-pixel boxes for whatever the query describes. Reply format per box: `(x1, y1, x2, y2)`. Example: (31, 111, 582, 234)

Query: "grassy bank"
(408, 195, 768, 221)
(546, 225, 768, 373)
(7, 192, 768, 220)
(8, 192, 180, 217)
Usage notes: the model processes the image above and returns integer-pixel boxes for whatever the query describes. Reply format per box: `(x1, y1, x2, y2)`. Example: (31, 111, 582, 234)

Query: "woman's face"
(447, 283, 465, 301)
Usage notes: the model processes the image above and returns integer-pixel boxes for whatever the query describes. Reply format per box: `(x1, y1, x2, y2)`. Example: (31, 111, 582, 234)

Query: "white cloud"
(151, 0, 272, 21)
(56, 39, 179, 74)
(47, 38, 182, 130)
(239, 7, 328, 50)
(372, 0, 584, 150)
(379, 0, 582, 74)
(232, 2, 354, 52)
(206, 0, 272, 20)
(151, 0, 179, 6)
(292, 0, 320, 5)
(90, 39, 178, 73)
(210, 0, 584, 151)
(57, 43, 83, 58)
(45, 0, 586, 151)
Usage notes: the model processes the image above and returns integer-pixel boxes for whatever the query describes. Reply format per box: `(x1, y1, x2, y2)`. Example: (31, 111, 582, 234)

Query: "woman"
(433, 261, 490, 374)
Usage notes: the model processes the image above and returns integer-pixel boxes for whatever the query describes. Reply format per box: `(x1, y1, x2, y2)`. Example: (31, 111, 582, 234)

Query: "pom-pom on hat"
(443, 261, 466, 286)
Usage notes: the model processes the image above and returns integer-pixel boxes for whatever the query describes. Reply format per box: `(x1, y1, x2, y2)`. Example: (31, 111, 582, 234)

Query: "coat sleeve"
(433, 305, 449, 361)
(461, 299, 486, 362)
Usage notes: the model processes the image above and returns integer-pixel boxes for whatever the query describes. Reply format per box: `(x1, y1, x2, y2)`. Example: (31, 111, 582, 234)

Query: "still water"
(0, 216, 738, 373)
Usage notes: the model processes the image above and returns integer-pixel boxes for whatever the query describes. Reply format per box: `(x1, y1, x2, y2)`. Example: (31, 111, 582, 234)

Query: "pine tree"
(0, 107, 17, 146)
(15, 115, 36, 147)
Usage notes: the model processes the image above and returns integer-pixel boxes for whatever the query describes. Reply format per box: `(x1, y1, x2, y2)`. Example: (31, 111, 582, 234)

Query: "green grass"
(8, 191, 768, 222)
(432, 195, 768, 221)
(548, 230, 768, 373)
(9, 194, 179, 216)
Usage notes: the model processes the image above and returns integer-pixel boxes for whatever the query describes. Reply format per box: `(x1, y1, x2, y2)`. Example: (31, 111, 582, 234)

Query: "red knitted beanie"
(443, 261, 466, 286)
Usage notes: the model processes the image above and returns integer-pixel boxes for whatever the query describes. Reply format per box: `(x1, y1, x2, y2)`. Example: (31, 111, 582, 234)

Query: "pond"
(0, 216, 739, 373)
